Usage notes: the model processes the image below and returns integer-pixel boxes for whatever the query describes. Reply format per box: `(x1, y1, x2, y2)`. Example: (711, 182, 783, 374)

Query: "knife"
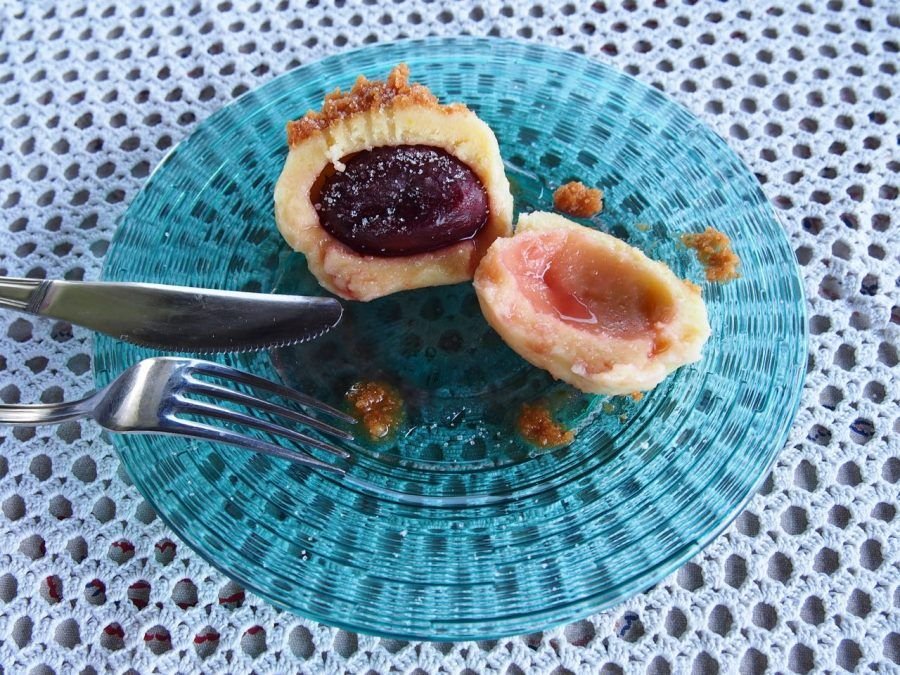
(0, 276, 342, 353)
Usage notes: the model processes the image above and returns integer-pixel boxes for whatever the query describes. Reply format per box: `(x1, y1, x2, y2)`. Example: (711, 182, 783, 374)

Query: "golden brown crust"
(681, 227, 741, 283)
(287, 64, 465, 147)
(683, 280, 703, 294)
(553, 181, 604, 218)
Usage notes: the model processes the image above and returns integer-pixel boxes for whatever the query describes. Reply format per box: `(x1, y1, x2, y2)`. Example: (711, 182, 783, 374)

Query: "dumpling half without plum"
(474, 212, 711, 395)
(274, 65, 513, 301)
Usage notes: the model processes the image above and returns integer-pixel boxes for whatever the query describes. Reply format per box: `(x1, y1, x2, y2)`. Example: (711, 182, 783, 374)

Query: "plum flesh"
(315, 145, 489, 257)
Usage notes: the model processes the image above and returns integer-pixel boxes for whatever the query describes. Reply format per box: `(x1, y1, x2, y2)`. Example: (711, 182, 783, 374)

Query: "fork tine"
(170, 418, 345, 474)
(178, 399, 351, 460)
(192, 361, 355, 424)
(186, 380, 354, 442)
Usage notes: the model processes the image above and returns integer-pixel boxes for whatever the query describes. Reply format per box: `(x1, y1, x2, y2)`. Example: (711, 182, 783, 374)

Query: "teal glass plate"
(95, 38, 806, 640)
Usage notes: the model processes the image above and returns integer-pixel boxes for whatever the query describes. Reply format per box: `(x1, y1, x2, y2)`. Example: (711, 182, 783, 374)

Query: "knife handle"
(0, 277, 51, 313)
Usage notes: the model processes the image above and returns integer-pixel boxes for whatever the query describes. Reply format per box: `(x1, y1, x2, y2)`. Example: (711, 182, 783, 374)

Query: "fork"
(0, 357, 354, 474)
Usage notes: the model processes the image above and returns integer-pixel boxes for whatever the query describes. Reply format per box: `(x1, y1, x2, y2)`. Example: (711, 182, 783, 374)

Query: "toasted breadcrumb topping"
(287, 64, 464, 146)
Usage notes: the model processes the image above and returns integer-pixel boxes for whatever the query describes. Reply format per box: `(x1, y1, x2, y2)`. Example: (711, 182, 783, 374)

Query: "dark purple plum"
(315, 145, 489, 257)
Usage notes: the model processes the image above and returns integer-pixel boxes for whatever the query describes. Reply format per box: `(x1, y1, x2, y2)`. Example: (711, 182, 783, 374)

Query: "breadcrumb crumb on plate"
(517, 402, 574, 448)
(681, 227, 741, 282)
(553, 181, 604, 218)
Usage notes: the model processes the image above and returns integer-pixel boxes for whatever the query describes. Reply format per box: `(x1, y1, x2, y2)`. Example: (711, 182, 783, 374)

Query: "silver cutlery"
(0, 357, 354, 473)
(0, 276, 342, 353)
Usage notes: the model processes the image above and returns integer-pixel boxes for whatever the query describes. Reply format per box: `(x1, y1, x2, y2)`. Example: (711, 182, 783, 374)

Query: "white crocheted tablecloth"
(1, 1, 897, 673)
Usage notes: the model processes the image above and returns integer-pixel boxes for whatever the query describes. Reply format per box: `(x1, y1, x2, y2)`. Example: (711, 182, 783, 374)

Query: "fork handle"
(0, 277, 49, 312)
(0, 394, 98, 426)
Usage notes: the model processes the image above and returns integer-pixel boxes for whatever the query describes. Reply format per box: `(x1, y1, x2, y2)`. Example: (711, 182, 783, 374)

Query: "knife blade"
(0, 277, 342, 353)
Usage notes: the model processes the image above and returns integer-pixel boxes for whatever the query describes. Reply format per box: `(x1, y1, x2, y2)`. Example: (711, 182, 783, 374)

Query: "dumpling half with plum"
(274, 65, 513, 301)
